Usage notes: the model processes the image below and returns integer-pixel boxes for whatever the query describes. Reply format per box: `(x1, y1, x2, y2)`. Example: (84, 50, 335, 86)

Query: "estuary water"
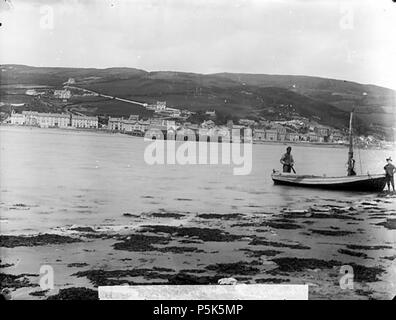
(0, 126, 394, 234)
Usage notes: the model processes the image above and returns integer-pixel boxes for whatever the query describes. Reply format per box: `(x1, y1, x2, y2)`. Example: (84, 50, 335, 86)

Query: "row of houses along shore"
(6, 110, 98, 129)
(5, 110, 345, 144)
(108, 115, 341, 143)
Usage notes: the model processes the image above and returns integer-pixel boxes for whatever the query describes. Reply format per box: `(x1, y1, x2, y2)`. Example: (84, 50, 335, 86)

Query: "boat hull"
(271, 173, 387, 192)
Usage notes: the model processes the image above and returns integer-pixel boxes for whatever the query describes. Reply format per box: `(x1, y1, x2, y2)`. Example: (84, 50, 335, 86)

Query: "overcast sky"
(1, 0, 395, 89)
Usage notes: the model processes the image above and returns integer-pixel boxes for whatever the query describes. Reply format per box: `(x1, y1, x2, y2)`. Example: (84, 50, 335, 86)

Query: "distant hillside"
(1, 65, 395, 138)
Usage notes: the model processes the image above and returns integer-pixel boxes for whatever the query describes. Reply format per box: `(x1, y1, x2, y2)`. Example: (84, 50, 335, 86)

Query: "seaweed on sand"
(197, 213, 244, 220)
(148, 212, 186, 219)
(122, 213, 140, 218)
(270, 258, 384, 282)
(0, 273, 38, 289)
(283, 210, 360, 221)
(0, 259, 14, 268)
(255, 278, 290, 284)
(351, 264, 385, 282)
(263, 221, 302, 230)
(167, 273, 223, 285)
(346, 244, 392, 250)
(73, 269, 165, 286)
(249, 238, 310, 250)
(70, 227, 96, 233)
(240, 249, 283, 258)
(112, 234, 171, 252)
(156, 246, 205, 253)
(271, 257, 342, 272)
(140, 225, 244, 242)
(67, 263, 89, 268)
(47, 287, 98, 300)
(375, 219, 396, 230)
(0, 234, 82, 248)
(309, 229, 355, 236)
(338, 249, 368, 259)
(205, 261, 260, 276)
(29, 289, 50, 297)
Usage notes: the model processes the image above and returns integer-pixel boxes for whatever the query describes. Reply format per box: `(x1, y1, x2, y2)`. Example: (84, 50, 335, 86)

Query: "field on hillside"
(1, 65, 395, 138)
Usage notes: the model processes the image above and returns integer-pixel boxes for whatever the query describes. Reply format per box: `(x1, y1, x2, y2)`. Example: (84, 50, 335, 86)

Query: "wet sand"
(1, 192, 395, 300)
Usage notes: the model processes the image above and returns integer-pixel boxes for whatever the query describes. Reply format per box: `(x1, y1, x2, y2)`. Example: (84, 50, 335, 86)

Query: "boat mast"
(347, 110, 355, 176)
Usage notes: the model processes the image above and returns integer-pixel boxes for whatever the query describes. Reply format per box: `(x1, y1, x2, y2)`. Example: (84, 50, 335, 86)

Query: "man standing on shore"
(384, 157, 395, 192)
(280, 146, 295, 173)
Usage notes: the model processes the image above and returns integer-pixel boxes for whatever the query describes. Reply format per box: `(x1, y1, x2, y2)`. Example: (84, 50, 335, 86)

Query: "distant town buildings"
(239, 119, 256, 126)
(253, 129, 265, 140)
(25, 89, 36, 96)
(155, 101, 167, 111)
(205, 110, 216, 117)
(54, 89, 72, 100)
(9, 111, 25, 125)
(201, 120, 216, 129)
(7, 110, 98, 129)
(108, 115, 149, 133)
(5, 109, 382, 146)
(71, 115, 98, 129)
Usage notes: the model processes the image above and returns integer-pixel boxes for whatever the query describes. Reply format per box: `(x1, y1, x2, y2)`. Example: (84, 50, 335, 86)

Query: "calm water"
(1, 126, 395, 234)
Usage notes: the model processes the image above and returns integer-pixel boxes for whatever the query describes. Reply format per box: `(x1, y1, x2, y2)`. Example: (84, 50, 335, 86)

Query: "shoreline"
(1, 124, 393, 150)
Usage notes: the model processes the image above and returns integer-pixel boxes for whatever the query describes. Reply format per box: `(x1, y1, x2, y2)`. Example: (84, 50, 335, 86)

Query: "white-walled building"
(108, 116, 149, 133)
(37, 113, 71, 128)
(8, 110, 98, 129)
(54, 89, 72, 100)
(71, 115, 98, 129)
(9, 111, 26, 125)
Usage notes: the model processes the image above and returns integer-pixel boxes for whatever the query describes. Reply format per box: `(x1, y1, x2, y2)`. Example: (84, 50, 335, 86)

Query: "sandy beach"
(1, 192, 395, 300)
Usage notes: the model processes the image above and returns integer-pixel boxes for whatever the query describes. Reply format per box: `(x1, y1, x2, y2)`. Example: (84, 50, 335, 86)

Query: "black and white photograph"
(0, 0, 395, 303)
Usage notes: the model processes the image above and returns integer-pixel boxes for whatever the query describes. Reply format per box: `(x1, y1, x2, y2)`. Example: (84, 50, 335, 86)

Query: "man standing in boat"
(280, 146, 295, 173)
(384, 157, 395, 192)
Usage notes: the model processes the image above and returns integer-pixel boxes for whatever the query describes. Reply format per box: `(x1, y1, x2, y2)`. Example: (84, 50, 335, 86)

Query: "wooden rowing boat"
(272, 110, 387, 192)
(271, 172, 387, 192)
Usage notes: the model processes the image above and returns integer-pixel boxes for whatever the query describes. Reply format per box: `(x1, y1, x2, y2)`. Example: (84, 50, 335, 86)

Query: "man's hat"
(386, 157, 392, 161)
